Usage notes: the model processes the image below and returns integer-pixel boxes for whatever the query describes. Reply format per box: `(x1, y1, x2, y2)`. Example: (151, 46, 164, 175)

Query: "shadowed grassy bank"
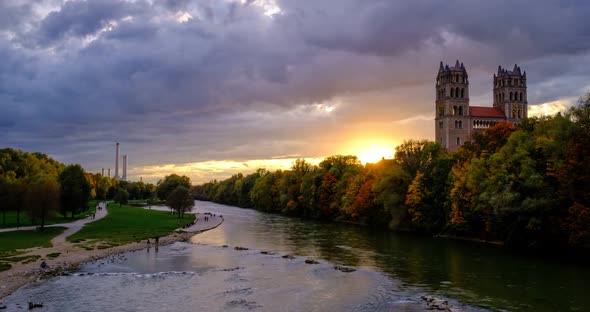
(67, 203, 194, 247)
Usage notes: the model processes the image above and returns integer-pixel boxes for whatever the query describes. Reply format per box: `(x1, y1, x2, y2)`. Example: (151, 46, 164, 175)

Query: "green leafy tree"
(59, 164, 91, 218)
(25, 176, 60, 230)
(115, 188, 129, 206)
(167, 186, 194, 218)
(156, 174, 191, 200)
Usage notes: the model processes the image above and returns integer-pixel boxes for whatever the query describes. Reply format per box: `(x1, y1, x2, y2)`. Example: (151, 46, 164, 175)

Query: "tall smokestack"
(101, 168, 104, 176)
(108, 168, 111, 178)
(122, 155, 128, 181)
(115, 143, 120, 179)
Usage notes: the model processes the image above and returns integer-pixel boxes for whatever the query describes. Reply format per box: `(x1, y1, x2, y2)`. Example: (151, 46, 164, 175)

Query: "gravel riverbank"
(0, 214, 223, 301)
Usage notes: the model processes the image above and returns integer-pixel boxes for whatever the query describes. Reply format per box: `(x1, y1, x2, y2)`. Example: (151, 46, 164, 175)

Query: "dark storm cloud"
(0, 2, 32, 29)
(31, 0, 147, 47)
(2, 0, 590, 176)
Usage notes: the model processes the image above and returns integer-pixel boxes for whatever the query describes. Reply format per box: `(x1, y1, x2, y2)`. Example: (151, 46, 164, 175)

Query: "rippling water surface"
(4, 201, 589, 311)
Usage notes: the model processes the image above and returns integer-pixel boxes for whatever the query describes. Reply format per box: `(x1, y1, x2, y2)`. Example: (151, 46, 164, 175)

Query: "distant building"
(435, 60, 528, 151)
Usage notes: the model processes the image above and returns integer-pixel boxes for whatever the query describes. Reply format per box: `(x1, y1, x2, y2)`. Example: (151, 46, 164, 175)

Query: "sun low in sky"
(341, 138, 397, 165)
(356, 145, 395, 164)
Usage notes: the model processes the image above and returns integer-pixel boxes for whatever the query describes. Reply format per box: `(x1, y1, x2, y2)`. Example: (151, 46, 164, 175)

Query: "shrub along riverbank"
(193, 95, 590, 250)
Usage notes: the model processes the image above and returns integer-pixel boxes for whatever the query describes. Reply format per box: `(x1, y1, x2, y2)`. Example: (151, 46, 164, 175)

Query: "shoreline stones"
(281, 254, 295, 259)
(334, 265, 356, 273)
(234, 246, 249, 251)
(28, 302, 43, 309)
(304, 259, 319, 264)
(221, 267, 242, 272)
(221, 245, 228, 248)
(421, 295, 460, 311)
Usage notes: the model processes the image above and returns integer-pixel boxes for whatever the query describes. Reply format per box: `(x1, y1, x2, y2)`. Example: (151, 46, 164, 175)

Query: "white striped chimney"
(122, 155, 128, 181)
(114, 143, 120, 179)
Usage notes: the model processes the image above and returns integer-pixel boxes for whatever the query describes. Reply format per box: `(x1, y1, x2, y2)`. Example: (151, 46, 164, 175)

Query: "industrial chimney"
(122, 155, 128, 181)
(114, 143, 120, 179)
(108, 168, 111, 178)
(101, 168, 104, 176)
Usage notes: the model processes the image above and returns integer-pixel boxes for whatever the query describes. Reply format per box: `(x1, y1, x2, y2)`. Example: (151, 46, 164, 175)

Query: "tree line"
(0, 149, 88, 229)
(0, 146, 197, 229)
(193, 94, 590, 249)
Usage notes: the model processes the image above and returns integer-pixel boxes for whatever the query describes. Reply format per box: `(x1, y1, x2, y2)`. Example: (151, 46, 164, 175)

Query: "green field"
(0, 227, 66, 254)
(0, 227, 66, 271)
(67, 203, 194, 247)
(0, 200, 98, 229)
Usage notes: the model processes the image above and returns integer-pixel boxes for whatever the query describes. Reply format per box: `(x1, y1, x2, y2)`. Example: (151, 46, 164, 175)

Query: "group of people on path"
(201, 212, 222, 223)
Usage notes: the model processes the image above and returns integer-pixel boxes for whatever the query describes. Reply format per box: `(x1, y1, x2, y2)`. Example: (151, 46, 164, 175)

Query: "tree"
(0, 174, 12, 225)
(394, 140, 443, 177)
(406, 155, 454, 233)
(291, 158, 313, 176)
(25, 176, 60, 230)
(114, 188, 129, 206)
(156, 174, 191, 200)
(96, 176, 113, 200)
(166, 186, 194, 218)
(59, 164, 91, 218)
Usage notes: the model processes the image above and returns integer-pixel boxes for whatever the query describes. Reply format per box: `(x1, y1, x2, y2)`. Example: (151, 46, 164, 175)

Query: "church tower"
(493, 64, 527, 122)
(435, 60, 470, 151)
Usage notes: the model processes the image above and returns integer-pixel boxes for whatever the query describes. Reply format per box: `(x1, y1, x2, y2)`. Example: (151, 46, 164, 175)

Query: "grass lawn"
(67, 203, 194, 247)
(0, 200, 98, 229)
(0, 227, 66, 255)
(0, 227, 66, 271)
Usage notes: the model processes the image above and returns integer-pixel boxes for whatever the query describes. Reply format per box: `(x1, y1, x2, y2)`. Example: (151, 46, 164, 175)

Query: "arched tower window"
(520, 92, 523, 102)
(458, 106, 463, 115)
(452, 105, 457, 115)
(510, 92, 513, 101)
(451, 88, 454, 98)
(461, 88, 465, 98)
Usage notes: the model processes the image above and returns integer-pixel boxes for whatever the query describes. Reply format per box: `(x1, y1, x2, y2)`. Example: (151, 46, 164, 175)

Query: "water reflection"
(193, 201, 590, 312)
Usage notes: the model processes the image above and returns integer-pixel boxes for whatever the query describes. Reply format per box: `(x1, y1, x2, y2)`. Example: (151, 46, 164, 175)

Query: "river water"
(4, 201, 589, 311)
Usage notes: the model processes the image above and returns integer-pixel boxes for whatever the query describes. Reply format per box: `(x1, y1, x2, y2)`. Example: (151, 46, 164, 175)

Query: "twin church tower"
(435, 60, 528, 151)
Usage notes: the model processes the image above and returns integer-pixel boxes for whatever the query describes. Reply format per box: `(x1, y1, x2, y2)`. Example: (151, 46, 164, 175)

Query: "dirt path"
(50, 202, 108, 245)
(0, 202, 108, 235)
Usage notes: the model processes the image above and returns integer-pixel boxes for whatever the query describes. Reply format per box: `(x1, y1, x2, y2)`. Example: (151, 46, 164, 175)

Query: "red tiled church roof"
(469, 106, 505, 118)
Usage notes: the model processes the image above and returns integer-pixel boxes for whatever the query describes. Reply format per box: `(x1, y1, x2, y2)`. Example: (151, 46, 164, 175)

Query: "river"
(3, 201, 589, 311)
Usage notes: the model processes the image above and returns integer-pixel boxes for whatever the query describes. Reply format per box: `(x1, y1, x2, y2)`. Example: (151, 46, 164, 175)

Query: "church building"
(435, 60, 528, 151)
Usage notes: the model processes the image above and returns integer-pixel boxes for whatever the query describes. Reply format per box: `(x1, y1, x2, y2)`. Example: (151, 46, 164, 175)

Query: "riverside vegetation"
(193, 93, 590, 250)
(0, 148, 197, 265)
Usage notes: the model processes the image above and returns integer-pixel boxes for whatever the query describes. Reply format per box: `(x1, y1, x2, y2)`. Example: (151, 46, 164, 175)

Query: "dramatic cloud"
(2, 0, 590, 183)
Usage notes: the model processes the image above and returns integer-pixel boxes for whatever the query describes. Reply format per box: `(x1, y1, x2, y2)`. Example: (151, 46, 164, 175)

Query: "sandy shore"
(0, 213, 223, 301)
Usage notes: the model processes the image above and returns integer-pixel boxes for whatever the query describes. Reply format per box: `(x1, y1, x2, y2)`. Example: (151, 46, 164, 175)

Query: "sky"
(2, 0, 590, 184)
